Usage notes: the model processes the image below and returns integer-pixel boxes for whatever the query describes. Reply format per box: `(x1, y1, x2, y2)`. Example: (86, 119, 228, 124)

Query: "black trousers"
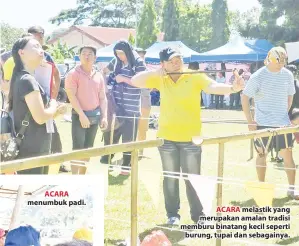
(102, 117, 138, 166)
(215, 95, 224, 108)
(230, 92, 241, 107)
(51, 121, 62, 153)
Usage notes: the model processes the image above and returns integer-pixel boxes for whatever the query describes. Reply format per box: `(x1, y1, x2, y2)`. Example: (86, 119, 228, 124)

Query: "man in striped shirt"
(242, 47, 298, 200)
(112, 40, 147, 174)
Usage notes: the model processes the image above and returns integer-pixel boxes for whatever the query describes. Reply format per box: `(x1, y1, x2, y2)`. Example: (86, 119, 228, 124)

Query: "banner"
(189, 174, 217, 216)
(245, 181, 275, 207)
(285, 41, 299, 63)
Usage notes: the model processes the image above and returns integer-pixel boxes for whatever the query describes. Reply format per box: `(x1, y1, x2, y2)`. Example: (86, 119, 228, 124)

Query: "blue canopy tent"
(191, 37, 273, 63)
(74, 42, 116, 62)
(145, 41, 200, 64)
(245, 39, 273, 53)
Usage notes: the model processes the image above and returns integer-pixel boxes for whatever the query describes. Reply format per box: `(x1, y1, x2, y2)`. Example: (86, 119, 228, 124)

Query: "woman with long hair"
(8, 36, 66, 174)
(101, 40, 146, 175)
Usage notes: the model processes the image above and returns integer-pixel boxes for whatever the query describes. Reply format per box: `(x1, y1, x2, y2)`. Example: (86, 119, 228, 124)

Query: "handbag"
(0, 109, 30, 162)
(84, 107, 101, 125)
(72, 107, 101, 125)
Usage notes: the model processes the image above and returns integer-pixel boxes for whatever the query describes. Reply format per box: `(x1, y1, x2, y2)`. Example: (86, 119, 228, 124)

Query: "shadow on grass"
(139, 225, 185, 245)
(230, 197, 292, 207)
(276, 235, 299, 245)
(104, 238, 133, 246)
(104, 238, 128, 246)
(108, 174, 130, 186)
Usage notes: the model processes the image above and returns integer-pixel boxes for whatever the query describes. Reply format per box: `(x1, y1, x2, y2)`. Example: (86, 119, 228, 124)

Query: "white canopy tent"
(285, 41, 299, 63)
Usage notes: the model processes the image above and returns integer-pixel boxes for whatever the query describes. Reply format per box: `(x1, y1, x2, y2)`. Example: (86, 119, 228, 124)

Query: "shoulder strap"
(15, 111, 31, 146)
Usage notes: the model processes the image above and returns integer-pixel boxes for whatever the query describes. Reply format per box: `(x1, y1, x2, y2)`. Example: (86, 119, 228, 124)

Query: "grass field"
(55, 107, 299, 246)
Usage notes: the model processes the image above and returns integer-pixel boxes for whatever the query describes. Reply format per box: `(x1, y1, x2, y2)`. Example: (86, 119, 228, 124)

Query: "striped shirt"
(243, 66, 295, 127)
(113, 58, 146, 116)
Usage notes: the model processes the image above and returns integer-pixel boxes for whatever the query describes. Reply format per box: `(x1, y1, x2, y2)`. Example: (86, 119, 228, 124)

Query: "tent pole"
(9, 185, 25, 230)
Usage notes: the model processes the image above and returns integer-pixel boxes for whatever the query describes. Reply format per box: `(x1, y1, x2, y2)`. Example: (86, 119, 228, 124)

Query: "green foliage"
(0, 22, 25, 50)
(179, 4, 212, 52)
(137, 0, 159, 49)
(162, 0, 180, 41)
(128, 33, 135, 46)
(47, 41, 77, 64)
(230, 7, 261, 38)
(50, 0, 138, 28)
(234, 0, 299, 46)
(210, 0, 230, 49)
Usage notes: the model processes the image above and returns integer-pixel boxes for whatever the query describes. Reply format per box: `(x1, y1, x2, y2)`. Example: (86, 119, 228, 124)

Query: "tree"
(232, 0, 299, 46)
(0, 23, 25, 50)
(137, 0, 159, 49)
(154, 0, 164, 28)
(162, 0, 180, 41)
(210, 0, 230, 49)
(230, 7, 261, 38)
(179, 4, 212, 52)
(47, 41, 77, 64)
(128, 33, 135, 46)
(50, 0, 139, 28)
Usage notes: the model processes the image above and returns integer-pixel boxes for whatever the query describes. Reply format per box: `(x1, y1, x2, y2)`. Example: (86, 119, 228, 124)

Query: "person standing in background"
(215, 72, 226, 109)
(135, 47, 151, 159)
(9, 36, 67, 174)
(242, 47, 298, 200)
(111, 40, 147, 175)
(229, 69, 243, 109)
(65, 45, 108, 175)
(2, 26, 69, 173)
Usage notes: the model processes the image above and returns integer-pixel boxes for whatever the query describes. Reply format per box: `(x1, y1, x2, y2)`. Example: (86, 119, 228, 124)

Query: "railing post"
(216, 143, 224, 246)
(249, 139, 254, 160)
(131, 149, 139, 246)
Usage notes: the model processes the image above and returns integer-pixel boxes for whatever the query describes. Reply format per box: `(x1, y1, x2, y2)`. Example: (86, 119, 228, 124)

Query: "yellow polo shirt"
(146, 71, 212, 142)
(3, 57, 14, 81)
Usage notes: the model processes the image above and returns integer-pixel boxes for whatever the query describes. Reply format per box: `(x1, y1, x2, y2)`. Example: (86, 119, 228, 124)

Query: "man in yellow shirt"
(116, 47, 244, 225)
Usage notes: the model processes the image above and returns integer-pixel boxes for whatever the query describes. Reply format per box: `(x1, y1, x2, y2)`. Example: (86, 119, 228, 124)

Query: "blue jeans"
(158, 140, 204, 222)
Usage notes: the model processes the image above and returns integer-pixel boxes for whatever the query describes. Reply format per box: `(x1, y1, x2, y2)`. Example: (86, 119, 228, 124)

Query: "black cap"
(159, 47, 182, 62)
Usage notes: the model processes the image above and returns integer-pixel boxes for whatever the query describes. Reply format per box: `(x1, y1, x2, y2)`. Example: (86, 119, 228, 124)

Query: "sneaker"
(195, 213, 206, 225)
(166, 217, 180, 226)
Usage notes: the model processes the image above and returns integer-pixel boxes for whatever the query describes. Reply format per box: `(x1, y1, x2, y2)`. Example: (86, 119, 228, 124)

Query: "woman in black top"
(9, 36, 66, 174)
